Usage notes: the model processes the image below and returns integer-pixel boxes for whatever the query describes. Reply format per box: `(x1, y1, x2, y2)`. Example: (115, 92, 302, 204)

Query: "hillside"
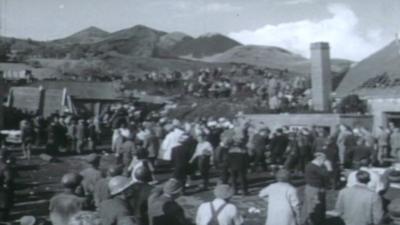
(90, 25, 166, 57)
(1, 24, 354, 81)
(157, 32, 192, 49)
(172, 33, 241, 58)
(53, 26, 109, 44)
(335, 40, 400, 97)
(202, 45, 353, 75)
(202, 45, 308, 74)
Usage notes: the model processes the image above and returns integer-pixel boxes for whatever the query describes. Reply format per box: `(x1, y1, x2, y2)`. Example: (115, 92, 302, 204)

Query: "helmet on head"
(61, 173, 82, 189)
(108, 176, 131, 195)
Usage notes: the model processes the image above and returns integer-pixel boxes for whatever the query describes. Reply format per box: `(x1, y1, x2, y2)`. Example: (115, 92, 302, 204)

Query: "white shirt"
(159, 128, 184, 160)
(346, 167, 384, 193)
(193, 141, 213, 158)
(259, 182, 300, 225)
(196, 199, 243, 225)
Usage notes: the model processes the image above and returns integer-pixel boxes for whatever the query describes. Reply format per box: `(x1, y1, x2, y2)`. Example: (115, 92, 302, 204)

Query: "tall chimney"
(311, 42, 331, 111)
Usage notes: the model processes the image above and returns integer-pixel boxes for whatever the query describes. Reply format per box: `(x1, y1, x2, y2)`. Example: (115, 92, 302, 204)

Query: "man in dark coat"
(228, 139, 249, 195)
(269, 128, 288, 164)
(0, 150, 13, 220)
(147, 179, 189, 225)
(171, 133, 194, 192)
(125, 165, 154, 225)
(215, 139, 231, 184)
(251, 129, 269, 171)
(93, 165, 123, 208)
(76, 119, 87, 154)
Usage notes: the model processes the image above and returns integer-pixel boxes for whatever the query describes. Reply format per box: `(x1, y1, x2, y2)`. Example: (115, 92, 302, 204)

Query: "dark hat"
(389, 198, 400, 220)
(61, 173, 82, 189)
(388, 170, 400, 183)
(214, 184, 234, 200)
(133, 165, 151, 182)
(86, 154, 100, 164)
(163, 179, 182, 196)
(136, 148, 149, 159)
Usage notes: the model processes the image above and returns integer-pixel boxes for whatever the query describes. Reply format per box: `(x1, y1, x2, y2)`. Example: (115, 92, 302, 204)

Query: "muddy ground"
(9, 147, 339, 225)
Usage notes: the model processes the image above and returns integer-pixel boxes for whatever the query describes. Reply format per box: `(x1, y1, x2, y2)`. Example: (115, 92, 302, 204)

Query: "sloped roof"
(350, 87, 400, 99)
(336, 40, 400, 97)
(0, 63, 32, 71)
(0, 63, 59, 79)
(31, 81, 122, 100)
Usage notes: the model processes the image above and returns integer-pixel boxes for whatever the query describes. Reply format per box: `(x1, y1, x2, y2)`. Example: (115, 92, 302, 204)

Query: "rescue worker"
(98, 176, 135, 225)
(49, 173, 85, 225)
(80, 154, 102, 209)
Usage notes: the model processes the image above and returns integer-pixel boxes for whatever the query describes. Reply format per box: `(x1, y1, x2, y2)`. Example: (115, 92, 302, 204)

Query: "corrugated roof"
(30, 81, 122, 100)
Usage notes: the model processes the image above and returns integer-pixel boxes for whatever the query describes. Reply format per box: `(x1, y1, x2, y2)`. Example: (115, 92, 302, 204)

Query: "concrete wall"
(244, 113, 340, 132)
(367, 99, 400, 133)
(244, 113, 373, 133)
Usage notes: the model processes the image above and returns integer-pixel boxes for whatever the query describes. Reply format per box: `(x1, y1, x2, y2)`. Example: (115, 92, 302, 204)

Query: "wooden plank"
(11, 87, 41, 113)
(42, 89, 64, 117)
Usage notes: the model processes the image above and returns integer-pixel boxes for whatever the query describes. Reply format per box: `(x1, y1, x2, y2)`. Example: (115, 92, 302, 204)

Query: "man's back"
(196, 199, 243, 225)
(148, 189, 186, 225)
(80, 167, 102, 195)
(125, 182, 153, 225)
(49, 192, 84, 225)
(93, 177, 111, 208)
(336, 185, 383, 225)
(99, 197, 132, 225)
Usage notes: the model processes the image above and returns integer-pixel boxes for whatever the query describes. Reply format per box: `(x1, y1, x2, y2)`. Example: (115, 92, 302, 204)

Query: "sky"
(2, 0, 400, 61)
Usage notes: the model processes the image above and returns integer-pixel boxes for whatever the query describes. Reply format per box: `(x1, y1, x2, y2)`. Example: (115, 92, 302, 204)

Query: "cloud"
(199, 3, 242, 13)
(165, 1, 241, 14)
(229, 3, 389, 61)
(282, 0, 314, 5)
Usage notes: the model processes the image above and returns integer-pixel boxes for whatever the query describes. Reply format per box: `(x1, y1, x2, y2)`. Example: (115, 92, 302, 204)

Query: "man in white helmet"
(98, 176, 135, 225)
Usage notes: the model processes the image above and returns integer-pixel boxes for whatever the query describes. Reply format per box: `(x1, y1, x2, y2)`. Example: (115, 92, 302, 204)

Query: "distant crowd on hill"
(129, 66, 312, 113)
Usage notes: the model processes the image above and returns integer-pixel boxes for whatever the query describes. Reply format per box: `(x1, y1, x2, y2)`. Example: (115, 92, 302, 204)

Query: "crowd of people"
(2, 106, 400, 225)
(130, 66, 311, 113)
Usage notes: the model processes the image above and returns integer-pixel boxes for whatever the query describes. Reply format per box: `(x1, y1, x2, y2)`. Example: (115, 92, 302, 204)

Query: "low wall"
(244, 113, 373, 132)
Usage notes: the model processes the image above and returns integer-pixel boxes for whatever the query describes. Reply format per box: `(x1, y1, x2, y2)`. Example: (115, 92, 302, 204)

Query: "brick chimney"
(311, 42, 331, 111)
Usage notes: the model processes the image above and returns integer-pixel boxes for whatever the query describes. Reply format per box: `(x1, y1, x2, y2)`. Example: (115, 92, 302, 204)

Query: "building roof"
(0, 63, 32, 71)
(0, 63, 59, 79)
(350, 87, 400, 99)
(134, 93, 171, 104)
(336, 40, 400, 98)
(30, 81, 122, 100)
